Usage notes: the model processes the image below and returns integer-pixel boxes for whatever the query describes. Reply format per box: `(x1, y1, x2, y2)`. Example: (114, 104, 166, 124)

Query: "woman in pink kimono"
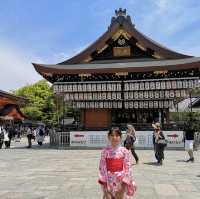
(98, 127, 136, 199)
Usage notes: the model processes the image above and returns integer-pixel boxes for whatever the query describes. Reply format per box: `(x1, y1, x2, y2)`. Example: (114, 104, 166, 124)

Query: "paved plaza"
(0, 137, 200, 199)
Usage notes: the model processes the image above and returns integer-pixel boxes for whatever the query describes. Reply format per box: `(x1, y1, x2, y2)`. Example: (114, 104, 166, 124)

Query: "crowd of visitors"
(0, 124, 52, 149)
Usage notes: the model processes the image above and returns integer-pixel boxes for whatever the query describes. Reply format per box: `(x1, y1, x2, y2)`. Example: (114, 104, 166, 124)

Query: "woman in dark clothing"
(152, 123, 166, 165)
(124, 124, 139, 164)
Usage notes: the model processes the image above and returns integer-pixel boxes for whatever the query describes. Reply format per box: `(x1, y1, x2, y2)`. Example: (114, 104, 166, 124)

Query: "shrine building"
(33, 9, 200, 130)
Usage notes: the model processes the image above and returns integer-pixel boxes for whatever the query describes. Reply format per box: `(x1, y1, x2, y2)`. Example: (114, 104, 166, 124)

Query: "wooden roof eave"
(59, 21, 120, 64)
(0, 90, 28, 105)
(122, 21, 192, 59)
(58, 18, 191, 65)
(33, 58, 200, 75)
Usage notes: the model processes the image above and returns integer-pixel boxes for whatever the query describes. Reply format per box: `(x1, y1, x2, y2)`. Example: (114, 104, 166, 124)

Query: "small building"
(0, 90, 27, 122)
(172, 97, 200, 112)
(33, 9, 200, 130)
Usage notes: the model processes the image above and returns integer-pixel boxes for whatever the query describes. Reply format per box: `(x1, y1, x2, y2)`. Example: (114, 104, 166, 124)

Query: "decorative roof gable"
(59, 8, 191, 65)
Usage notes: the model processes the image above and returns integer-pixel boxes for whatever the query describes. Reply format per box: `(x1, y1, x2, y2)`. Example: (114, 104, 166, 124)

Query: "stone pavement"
(0, 137, 199, 199)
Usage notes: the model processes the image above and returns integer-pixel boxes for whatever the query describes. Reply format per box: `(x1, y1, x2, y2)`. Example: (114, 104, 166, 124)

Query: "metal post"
(189, 90, 192, 112)
(62, 95, 65, 132)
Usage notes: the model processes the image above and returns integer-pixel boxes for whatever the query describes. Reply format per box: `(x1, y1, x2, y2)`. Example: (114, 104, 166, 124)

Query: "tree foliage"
(14, 80, 57, 126)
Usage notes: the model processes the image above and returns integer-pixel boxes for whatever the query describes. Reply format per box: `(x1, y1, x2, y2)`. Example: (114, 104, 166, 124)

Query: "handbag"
(157, 139, 167, 147)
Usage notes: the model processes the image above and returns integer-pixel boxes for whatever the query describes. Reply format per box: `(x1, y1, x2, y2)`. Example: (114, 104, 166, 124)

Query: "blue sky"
(0, 0, 200, 91)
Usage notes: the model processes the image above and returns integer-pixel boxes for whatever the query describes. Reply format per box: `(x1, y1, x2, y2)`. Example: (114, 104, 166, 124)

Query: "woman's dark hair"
(108, 127, 122, 137)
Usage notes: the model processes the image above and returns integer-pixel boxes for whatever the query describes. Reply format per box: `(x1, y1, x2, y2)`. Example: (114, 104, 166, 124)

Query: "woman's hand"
(115, 183, 126, 199)
(103, 191, 113, 199)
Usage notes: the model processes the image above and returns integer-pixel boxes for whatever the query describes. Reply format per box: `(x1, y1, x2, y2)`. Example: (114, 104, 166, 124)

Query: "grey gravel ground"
(0, 137, 199, 199)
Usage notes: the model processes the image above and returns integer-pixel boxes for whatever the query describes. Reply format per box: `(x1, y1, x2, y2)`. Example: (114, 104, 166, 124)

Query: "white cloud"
(0, 42, 42, 92)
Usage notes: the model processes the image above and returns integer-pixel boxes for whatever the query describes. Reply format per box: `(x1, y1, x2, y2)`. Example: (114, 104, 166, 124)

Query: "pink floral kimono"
(98, 146, 136, 198)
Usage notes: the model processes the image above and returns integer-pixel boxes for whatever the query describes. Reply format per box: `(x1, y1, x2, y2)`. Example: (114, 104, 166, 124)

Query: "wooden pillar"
(166, 109, 170, 124)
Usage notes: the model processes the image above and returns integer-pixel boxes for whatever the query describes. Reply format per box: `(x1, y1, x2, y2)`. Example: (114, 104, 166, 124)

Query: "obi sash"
(106, 158, 123, 172)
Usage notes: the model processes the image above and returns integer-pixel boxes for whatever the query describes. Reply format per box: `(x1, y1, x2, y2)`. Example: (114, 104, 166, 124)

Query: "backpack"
(39, 129, 44, 136)
(124, 135, 135, 149)
(0, 128, 4, 140)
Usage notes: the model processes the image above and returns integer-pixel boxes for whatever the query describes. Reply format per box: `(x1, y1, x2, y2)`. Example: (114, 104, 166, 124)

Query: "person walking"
(152, 122, 167, 165)
(124, 124, 139, 164)
(0, 126, 4, 149)
(36, 126, 45, 146)
(4, 127, 10, 148)
(26, 126, 33, 148)
(98, 127, 136, 199)
(183, 118, 195, 162)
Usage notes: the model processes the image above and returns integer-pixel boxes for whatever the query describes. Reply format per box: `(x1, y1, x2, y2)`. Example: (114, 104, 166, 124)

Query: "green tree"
(14, 80, 57, 126)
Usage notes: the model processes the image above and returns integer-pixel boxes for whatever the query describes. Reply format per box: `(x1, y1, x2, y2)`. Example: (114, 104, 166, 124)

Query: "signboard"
(87, 131, 109, 147)
(70, 131, 87, 147)
(163, 131, 184, 148)
(70, 131, 184, 148)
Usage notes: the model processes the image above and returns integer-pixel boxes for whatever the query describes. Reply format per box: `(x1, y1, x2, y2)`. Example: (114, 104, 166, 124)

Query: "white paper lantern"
(188, 80, 193, 88)
(150, 82, 155, 90)
(117, 83, 121, 91)
(149, 101, 153, 108)
(161, 81, 166, 89)
(111, 84, 116, 91)
(160, 91, 165, 98)
(124, 83, 129, 91)
(107, 83, 112, 91)
(139, 82, 144, 90)
(145, 82, 150, 90)
(135, 83, 139, 90)
(155, 82, 161, 90)
(165, 90, 170, 98)
(97, 84, 102, 91)
(129, 101, 133, 108)
(175, 90, 181, 98)
(86, 84, 91, 91)
(154, 91, 159, 99)
(107, 92, 112, 100)
(74, 93, 79, 100)
(149, 91, 154, 99)
(129, 92, 133, 99)
(182, 80, 188, 88)
(159, 101, 163, 108)
(139, 91, 143, 99)
(164, 101, 169, 108)
(134, 91, 139, 99)
(125, 102, 129, 109)
(144, 101, 148, 108)
(154, 101, 158, 108)
(169, 90, 175, 98)
(124, 92, 129, 100)
(139, 101, 143, 108)
(144, 91, 148, 99)
(117, 92, 121, 100)
(177, 81, 182, 89)
(78, 84, 82, 91)
(92, 84, 96, 91)
(171, 81, 177, 89)
(102, 92, 107, 100)
(112, 92, 116, 100)
(134, 101, 139, 108)
(166, 81, 171, 89)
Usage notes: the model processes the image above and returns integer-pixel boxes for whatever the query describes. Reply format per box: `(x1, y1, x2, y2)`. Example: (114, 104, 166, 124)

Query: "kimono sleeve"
(122, 149, 137, 196)
(122, 149, 132, 184)
(98, 149, 107, 186)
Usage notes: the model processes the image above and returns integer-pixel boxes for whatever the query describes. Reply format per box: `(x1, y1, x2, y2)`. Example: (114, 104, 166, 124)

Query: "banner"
(70, 131, 87, 147)
(70, 131, 184, 148)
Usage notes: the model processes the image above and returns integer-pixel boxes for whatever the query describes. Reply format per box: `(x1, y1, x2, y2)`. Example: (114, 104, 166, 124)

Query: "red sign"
(74, 134, 85, 138)
(167, 134, 179, 138)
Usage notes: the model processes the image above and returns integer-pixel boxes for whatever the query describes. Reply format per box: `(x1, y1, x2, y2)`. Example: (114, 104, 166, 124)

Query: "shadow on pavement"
(143, 162, 160, 166)
(10, 142, 54, 150)
(176, 160, 187, 162)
